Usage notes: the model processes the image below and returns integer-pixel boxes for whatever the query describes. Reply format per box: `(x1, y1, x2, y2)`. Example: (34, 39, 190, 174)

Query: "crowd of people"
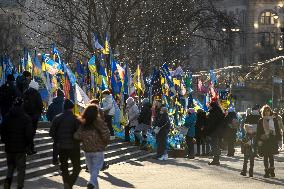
(0, 71, 284, 189)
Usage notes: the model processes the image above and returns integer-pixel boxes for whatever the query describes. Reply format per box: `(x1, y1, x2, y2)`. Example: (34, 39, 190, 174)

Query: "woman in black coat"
(257, 105, 281, 178)
(153, 106, 171, 160)
(206, 102, 225, 165)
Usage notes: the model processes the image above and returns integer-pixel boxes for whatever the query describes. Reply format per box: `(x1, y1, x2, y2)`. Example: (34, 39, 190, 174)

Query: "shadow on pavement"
(196, 158, 284, 186)
(75, 176, 89, 187)
(146, 158, 201, 169)
(25, 177, 64, 189)
(99, 172, 135, 188)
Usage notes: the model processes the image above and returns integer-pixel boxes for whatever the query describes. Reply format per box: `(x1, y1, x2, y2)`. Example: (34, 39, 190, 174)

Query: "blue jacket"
(184, 113, 197, 137)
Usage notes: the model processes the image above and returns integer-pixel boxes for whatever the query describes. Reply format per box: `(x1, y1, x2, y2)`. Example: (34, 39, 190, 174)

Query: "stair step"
(0, 148, 151, 184)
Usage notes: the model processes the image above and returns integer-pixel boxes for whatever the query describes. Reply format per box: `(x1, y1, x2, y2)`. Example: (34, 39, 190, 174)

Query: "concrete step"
(0, 148, 152, 184)
(0, 145, 140, 176)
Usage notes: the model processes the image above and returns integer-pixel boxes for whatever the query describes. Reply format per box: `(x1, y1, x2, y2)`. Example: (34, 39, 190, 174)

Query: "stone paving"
(20, 148, 284, 189)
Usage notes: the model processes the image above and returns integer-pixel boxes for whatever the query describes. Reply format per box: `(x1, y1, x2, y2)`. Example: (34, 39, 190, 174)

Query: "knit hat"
(29, 80, 39, 90)
(126, 97, 135, 104)
(64, 99, 74, 110)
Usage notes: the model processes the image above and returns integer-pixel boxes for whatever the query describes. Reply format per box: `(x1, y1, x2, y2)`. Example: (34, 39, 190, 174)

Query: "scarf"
(262, 116, 276, 136)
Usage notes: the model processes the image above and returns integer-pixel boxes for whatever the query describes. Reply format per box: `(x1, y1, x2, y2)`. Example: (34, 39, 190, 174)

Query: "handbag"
(153, 121, 169, 134)
(179, 126, 189, 135)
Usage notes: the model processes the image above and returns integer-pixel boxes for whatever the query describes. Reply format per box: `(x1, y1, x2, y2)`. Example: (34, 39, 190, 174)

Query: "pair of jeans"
(264, 155, 274, 169)
(156, 128, 169, 157)
(59, 149, 81, 187)
(186, 136, 195, 157)
(85, 152, 104, 188)
(6, 153, 27, 188)
(105, 115, 114, 136)
(211, 136, 221, 162)
(227, 137, 235, 155)
(243, 153, 254, 172)
(29, 115, 40, 152)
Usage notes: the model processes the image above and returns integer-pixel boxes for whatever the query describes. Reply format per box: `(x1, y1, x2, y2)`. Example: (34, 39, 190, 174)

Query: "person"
(224, 109, 238, 157)
(206, 102, 225, 166)
(49, 99, 81, 189)
(46, 89, 65, 121)
(0, 74, 17, 118)
(23, 79, 43, 154)
(125, 97, 140, 145)
(240, 124, 257, 177)
(16, 71, 32, 97)
(195, 109, 210, 156)
(89, 99, 109, 171)
(244, 105, 261, 157)
(137, 98, 152, 149)
(74, 104, 110, 189)
(153, 106, 171, 160)
(46, 89, 65, 165)
(184, 108, 197, 159)
(1, 97, 33, 189)
(257, 105, 281, 178)
(101, 90, 115, 139)
(273, 111, 284, 150)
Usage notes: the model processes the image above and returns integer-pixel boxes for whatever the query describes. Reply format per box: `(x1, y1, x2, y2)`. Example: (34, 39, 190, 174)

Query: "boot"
(249, 168, 253, 177)
(4, 178, 12, 189)
(264, 169, 270, 178)
(269, 167, 275, 177)
(87, 183, 95, 189)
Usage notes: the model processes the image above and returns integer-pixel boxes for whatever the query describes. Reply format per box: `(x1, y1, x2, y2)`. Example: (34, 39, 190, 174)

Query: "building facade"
(210, 0, 284, 69)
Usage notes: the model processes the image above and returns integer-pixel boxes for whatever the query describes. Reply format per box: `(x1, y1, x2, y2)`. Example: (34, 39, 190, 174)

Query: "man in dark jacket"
(137, 98, 152, 149)
(23, 80, 43, 155)
(46, 89, 65, 121)
(206, 102, 225, 165)
(1, 97, 33, 189)
(49, 99, 81, 189)
(0, 74, 17, 118)
(47, 89, 65, 165)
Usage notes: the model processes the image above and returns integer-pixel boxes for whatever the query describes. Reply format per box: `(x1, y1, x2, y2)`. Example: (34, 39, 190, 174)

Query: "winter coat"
(0, 81, 18, 117)
(0, 107, 33, 153)
(46, 96, 64, 122)
(206, 108, 225, 137)
(49, 111, 80, 150)
(101, 94, 115, 116)
(138, 102, 152, 125)
(126, 101, 140, 127)
(195, 111, 207, 138)
(256, 118, 281, 156)
(74, 118, 110, 152)
(23, 87, 43, 117)
(153, 112, 171, 131)
(184, 113, 197, 138)
(241, 134, 256, 156)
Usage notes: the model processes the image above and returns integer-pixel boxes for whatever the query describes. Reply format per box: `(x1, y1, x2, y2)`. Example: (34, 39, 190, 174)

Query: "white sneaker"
(157, 154, 168, 161)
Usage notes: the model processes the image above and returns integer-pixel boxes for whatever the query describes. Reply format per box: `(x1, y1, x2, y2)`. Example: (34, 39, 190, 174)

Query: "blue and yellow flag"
(133, 64, 145, 93)
(102, 34, 110, 55)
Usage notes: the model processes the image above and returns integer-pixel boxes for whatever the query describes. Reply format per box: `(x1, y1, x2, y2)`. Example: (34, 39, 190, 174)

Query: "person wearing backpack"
(206, 102, 225, 166)
(23, 79, 43, 155)
(74, 104, 110, 189)
(49, 99, 81, 189)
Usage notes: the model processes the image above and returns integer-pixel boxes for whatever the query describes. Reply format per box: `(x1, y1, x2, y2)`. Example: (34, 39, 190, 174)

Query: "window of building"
(259, 32, 276, 47)
(259, 11, 278, 25)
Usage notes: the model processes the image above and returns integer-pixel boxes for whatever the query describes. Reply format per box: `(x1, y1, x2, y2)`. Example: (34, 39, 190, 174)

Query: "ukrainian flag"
(26, 52, 33, 73)
(88, 56, 97, 74)
(103, 34, 110, 55)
